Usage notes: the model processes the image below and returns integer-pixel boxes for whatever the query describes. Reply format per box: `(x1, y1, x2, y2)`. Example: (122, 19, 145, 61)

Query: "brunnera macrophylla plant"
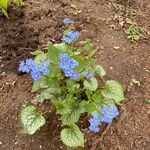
(19, 18, 125, 148)
(0, 0, 24, 18)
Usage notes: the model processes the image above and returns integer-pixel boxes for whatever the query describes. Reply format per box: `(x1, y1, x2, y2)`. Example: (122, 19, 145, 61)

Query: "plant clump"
(19, 18, 125, 148)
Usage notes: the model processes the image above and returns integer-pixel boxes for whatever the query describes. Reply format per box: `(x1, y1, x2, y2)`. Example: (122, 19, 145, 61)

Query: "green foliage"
(48, 43, 60, 63)
(84, 78, 98, 91)
(61, 125, 84, 148)
(95, 65, 106, 77)
(124, 23, 144, 41)
(20, 105, 45, 135)
(102, 80, 124, 104)
(0, 0, 24, 17)
(19, 21, 125, 148)
(0, 0, 8, 18)
(14, 0, 24, 7)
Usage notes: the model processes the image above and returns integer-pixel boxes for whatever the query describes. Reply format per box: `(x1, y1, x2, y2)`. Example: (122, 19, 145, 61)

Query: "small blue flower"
(60, 53, 70, 61)
(31, 71, 41, 80)
(63, 18, 74, 24)
(88, 105, 119, 133)
(83, 70, 94, 79)
(88, 114, 101, 133)
(40, 61, 49, 68)
(71, 71, 79, 80)
(19, 61, 30, 73)
(59, 53, 79, 80)
(100, 105, 119, 123)
(40, 61, 50, 75)
(89, 125, 100, 133)
(41, 69, 49, 75)
(68, 58, 78, 68)
(25, 59, 35, 70)
(62, 31, 80, 44)
(64, 70, 79, 80)
(19, 59, 50, 80)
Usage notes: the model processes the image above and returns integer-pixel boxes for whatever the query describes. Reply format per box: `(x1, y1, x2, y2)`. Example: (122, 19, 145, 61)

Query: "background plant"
(19, 18, 125, 148)
(0, 0, 24, 18)
(124, 23, 144, 41)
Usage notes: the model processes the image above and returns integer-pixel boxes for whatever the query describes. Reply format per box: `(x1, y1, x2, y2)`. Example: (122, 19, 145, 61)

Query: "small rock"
(114, 46, 120, 50)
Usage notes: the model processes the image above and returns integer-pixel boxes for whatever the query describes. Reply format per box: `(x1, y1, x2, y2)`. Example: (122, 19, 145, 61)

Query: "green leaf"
(61, 125, 84, 148)
(20, 105, 45, 135)
(54, 43, 67, 52)
(61, 105, 83, 125)
(48, 43, 60, 63)
(66, 79, 80, 93)
(84, 78, 98, 91)
(77, 39, 93, 53)
(102, 80, 125, 103)
(54, 100, 71, 115)
(0, 0, 8, 11)
(34, 53, 47, 64)
(40, 87, 61, 102)
(80, 101, 97, 113)
(31, 50, 44, 56)
(92, 90, 103, 104)
(32, 76, 60, 92)
(0, 0, 8, 17)
(72, 55, 86, 72)
(95, 65, 106, 77)
(32, 79, 48, 92)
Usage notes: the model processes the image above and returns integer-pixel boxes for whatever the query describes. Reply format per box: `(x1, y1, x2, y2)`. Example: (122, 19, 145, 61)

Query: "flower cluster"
(100, 105, 119, 123)
(89, 105, 119, 133)
(89, 112, 101, 133)
(63, 18, 74, 24)
(62, 31, 80, 44)
(59, 53, 79, 80)
(83, 70, 94, 79)
(19, 59, 50, 80)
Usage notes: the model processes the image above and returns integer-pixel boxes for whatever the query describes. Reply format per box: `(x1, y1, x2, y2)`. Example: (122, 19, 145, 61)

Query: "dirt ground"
(0, 0, 150, 150)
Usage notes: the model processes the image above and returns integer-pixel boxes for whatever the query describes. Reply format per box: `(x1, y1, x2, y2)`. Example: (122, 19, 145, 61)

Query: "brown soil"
(0, 0, 150, 150)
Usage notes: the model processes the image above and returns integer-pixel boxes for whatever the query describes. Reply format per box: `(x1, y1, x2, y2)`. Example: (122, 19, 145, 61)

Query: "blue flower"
(63, 18, 74, 24)
(88, 113, 101, 133)
(89, 124, 100, 133)
(25, 59, 35, 70)
(40, 61, 50, 75)
(60, 53, 70, 61)
(19, 59, 50, 80)
(64, 69, 79, 80)
(59, 53, 79, 80)
(83, 70, 94, 79)
(88, 105, 119, 133)
(19, 61, 30, 73)
(31, 70, 41, 80)
(68, 58, 78, 69)
(62, 31, 80, 44)
(100, 105, 119, 123)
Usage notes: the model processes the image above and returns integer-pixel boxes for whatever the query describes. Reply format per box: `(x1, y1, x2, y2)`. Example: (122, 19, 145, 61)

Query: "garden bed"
(0, 0, 150, 149)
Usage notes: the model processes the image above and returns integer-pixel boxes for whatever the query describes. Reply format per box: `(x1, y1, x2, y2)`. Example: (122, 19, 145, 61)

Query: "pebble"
(1, 64, 4, 67)
(0, 142, 2, 145)
(110, 67, 113, 70)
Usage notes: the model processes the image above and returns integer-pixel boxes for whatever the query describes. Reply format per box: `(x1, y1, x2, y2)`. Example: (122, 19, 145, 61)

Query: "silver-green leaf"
(95, 65, 106, 77)
(84, 78, 98, 91)
(20, 105, 45, 135)
(61, 125, 84, 148)
(102, 80, 125, 103)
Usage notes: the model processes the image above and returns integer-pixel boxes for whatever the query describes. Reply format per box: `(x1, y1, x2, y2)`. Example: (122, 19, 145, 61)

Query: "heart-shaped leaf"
(20, 105, 45, 135)
(61, 125, 84, 148)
